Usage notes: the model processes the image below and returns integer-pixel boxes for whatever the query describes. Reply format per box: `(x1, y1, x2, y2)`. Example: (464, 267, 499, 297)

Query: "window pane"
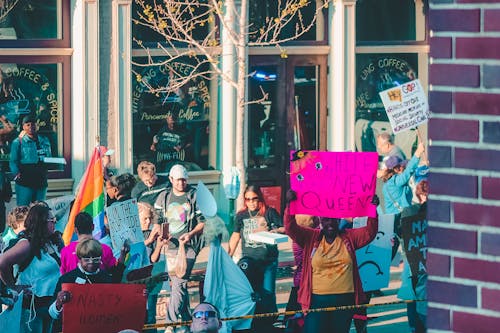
(356, 0, 424, 42)
(354, 53, 419, 154)
(294, 66, 318, 150)
(132, 58, 213, 173)
(0, 63, 62, 170)
(0, 1, 60, 39)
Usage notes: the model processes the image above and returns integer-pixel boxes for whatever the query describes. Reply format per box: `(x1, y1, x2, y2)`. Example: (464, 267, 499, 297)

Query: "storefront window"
(132, 57, 213, 173)
(0, 62, 63, 171)
(0, 1, 61, 40)
(354, 53, 419, 155)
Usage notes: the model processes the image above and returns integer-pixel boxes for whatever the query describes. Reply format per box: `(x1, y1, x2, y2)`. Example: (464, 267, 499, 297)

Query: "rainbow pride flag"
(62, 146, 105, 245)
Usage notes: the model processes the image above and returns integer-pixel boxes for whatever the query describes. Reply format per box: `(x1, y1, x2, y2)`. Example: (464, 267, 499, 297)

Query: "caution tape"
(143, 299, 426, 330)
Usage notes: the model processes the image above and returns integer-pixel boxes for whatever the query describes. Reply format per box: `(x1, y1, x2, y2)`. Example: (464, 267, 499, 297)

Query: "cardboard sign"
(122, 242, 151, 281)
(261, 186, 282, 215)
(45, 194, 75, 232)
(289, 151, 378, 218)
(379, 79, 430, 134)
(0, 291, 23, 333)
(62, 283, 146, 333)
(354, 214, 394, 292)
(400, 208, 427, 276)
(105, 199, 144, 250)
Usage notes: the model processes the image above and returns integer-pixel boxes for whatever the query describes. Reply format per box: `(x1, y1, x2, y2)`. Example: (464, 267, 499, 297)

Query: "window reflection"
(0, 1, 59, 40)
(293, 66, 318, 150)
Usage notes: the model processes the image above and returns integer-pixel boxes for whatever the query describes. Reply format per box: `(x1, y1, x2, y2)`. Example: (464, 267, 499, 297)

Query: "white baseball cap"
(169, 164, 189, 180)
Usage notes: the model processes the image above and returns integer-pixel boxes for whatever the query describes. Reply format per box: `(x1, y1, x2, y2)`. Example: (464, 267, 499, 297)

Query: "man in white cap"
(155, 164, 205, 333)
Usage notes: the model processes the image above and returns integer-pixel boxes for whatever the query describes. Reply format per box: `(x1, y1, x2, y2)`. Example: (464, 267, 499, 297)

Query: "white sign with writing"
(379, 79, 430, 134)
(105, 199, 144, 250)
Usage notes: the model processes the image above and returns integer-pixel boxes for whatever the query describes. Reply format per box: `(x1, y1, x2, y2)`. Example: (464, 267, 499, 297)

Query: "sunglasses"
(81, 256, 102, 264)
(193, 310, 217, 319)
(244, 197, 259, 202)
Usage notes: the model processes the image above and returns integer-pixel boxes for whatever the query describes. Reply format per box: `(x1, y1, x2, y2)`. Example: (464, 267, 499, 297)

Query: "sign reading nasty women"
(62, 283, 146, 333)
(289, 151, 378, 218)
(105, 199, 144, 250)
(379, 79, 430, 134)
(400, 208, 428, 276)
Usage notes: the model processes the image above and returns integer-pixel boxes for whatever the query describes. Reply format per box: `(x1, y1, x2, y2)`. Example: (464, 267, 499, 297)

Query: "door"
(247, 55, 327, 212)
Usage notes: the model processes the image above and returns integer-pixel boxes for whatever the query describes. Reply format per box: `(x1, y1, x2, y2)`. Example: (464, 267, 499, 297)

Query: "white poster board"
(353, 214, 395, 292)
(379, 79, 430, 134)
(105, 199, 144, 250)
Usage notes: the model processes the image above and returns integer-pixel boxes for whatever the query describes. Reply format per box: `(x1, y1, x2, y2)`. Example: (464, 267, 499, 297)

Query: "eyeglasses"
(245, 197, 259, 202)
(193, 310, 217, 319)
(81, 256, 102, 264)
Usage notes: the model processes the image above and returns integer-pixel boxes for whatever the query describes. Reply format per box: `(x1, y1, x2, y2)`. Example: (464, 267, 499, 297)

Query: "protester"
(59, 212, 122, 274)
(0, 201, 61, 333)
(10, 115, 52, 205)
(0, 115, 14, 233)
(228, 184, 284, 332)
(190, 302, 222, 333)
(49, 239, 123, 332)
(2, 205, 29, 250)
(99, 145, 115, 181)
(106, 172, 137, 205)
(132, 161, 171, 206)
(284, 191, 379, 333)
(154, 164, 205, 332)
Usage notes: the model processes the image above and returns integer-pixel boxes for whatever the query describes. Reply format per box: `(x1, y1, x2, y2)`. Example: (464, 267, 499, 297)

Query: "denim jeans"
(303, 293, 355, 333)
(262, 259, 278, 311)
(15, 184, 47, 206)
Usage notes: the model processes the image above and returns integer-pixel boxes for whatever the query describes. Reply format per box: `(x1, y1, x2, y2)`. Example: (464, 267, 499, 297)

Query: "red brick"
(484, 65, 500, 88)
(485, 9, 500, 31)
(429, 172, 478, 198)
(455, 148, 500, 172)
(455, 92, 500, 116)
(428, 226, 477, 253)
(430, 37, 452, 59)
(429, 119, 479, 142)
(428, 199, 451, 222)
(482, 177, 500, 200)
(429, 64, 480, 87)
(455, 202, 500, 228)
(429, 146, 451, 168)
(429, 91, 452, 114)
(429, 9, 480, 32)
(482, 288, 500, 312)
(481, 232, 500, 256)
(484, 122, 500, 143)
(457, 37, 500, 59)
(427, 252, 450, 277)
(453, 311, 500, 333)
(427, 280, 477, 307)
(427, 307, 451, 331)
(455, 257, 500, 283)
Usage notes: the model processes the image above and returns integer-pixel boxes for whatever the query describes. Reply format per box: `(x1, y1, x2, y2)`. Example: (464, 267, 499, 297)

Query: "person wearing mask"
(285, 191, 379, 333)
(0, 201, 62, 333)
(227, 184, 284, 332)
(154, 164, 205, 333)
(10, 115, 52, 205)
(132, 161, 171, 206)
(190, 302, 222, 333)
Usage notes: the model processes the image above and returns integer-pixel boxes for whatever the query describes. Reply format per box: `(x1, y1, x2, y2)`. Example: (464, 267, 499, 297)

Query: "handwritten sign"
(289, 151, 378, 218)
(0, 291, 23, 333)
(379, 79, 430, 134)
(105, 199, 144, 250)
(400, 208, 427, 276)
(261, 186, 282, 215)
(62, 283, 146, 333)
(122, 242, 151, 282)
(353, 214, 394, 292)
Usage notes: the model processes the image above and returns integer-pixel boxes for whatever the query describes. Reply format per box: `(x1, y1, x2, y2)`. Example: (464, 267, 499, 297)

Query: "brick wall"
(427, 1, 500, 332)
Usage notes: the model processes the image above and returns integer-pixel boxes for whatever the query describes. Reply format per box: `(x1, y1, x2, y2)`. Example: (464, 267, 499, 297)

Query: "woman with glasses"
(0, 201, 62, 333)
(227, 184, 284, 332)
(48, 239, 117, 332)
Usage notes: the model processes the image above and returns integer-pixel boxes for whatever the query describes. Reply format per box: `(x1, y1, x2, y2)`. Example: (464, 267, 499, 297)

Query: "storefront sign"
(289, 151, 378, 218)
(379, 79, 430, 134)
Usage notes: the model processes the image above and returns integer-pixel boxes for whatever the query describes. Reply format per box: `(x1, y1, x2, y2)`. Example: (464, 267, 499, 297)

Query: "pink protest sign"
(289, 151, 378, 218)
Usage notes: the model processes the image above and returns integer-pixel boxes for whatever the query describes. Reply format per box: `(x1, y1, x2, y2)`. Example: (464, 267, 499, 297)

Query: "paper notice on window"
(379, 79, 430, 134)
(248, 231, 288, 245)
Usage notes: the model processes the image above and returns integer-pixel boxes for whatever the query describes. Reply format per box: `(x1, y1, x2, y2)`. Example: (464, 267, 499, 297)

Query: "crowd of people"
(0, 127, 429, 333)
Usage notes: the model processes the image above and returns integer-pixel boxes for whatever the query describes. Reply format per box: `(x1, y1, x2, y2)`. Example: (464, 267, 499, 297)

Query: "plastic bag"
(175, 243, 187, 278)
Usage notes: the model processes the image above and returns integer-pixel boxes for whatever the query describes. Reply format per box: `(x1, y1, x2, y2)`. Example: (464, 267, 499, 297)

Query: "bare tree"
(133, 0, 331, 209)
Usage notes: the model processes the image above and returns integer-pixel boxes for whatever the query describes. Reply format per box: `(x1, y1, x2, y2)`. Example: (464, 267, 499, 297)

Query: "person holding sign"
(154, 164, 205, 331)
(10, 115, 52, 206)
(228, 185, 284, 332)
(284, 191, 379, 333)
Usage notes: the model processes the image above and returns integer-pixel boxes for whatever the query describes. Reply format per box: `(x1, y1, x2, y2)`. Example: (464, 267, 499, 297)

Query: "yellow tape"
(143, 299, 426, 329)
